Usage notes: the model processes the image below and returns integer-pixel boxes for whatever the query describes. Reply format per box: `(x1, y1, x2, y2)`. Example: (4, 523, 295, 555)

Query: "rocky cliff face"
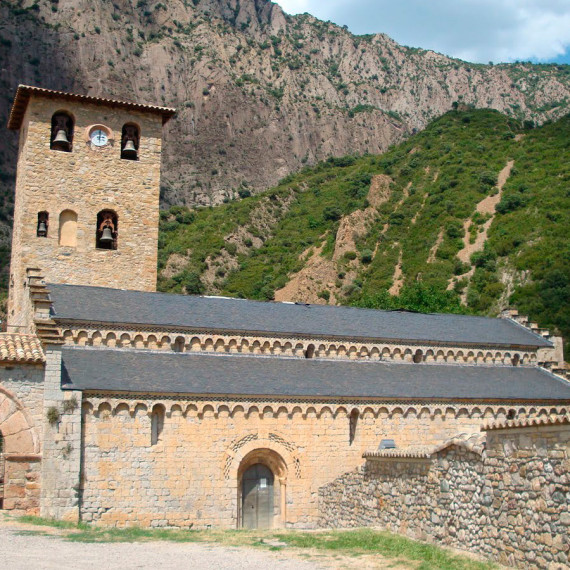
(0, 0, 569, 244)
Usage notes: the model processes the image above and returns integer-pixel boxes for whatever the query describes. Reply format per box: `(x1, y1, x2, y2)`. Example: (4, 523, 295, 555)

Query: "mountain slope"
(157, 109, 570, 355)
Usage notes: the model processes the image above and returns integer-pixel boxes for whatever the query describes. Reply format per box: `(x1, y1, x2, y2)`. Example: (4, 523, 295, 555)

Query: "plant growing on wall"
(46, 406, 60, 425)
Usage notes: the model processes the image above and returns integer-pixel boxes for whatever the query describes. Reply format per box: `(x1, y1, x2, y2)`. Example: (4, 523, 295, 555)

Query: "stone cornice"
(54, 318, 542, 353)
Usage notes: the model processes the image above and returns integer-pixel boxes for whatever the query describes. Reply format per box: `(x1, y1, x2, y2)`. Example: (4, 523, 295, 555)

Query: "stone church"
(0, 85, 569, 530)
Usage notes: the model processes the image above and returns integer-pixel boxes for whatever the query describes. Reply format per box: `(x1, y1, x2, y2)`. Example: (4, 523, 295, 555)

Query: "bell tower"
(6, 85, 175, 330)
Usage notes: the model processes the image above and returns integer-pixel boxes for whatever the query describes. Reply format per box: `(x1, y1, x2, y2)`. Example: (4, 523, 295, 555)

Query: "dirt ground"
(0, 515, 414, 570)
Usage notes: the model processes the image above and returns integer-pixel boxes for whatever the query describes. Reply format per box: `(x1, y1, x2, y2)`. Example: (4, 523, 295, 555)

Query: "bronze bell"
(37, 221, 47, 237)
(100, 227, 114, 243)
(122, 139, 137, 159)
(52, 129, 70, 150)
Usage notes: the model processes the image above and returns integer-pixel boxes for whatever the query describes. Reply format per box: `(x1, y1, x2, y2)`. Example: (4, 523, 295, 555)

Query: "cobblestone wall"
(319, 423, 570, 569)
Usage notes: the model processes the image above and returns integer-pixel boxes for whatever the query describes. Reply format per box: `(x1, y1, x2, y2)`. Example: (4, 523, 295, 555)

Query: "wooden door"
(241, 464, 274, 529)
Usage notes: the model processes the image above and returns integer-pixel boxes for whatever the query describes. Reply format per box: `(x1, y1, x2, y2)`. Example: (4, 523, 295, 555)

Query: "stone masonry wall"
(78, 396, 550, 529)
(319, 424, 570, 569)
(8, 95, 163, 329)
(39, 346, 83, 522)
(0, 363, 45, 513)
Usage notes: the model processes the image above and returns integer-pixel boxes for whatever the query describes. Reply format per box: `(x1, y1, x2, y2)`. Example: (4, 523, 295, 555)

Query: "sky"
(275, 0, 570, 65)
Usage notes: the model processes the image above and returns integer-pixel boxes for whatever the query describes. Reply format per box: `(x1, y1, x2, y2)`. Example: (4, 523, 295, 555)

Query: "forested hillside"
(157, 109, 570, 355)
(1, 0, 570, 288)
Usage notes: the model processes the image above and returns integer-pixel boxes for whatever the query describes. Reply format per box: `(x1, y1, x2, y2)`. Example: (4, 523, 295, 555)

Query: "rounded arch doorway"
(238, 448, 287, 529)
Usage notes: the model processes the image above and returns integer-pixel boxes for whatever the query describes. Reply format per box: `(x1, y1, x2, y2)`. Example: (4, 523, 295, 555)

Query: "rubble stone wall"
(319, 424, 570, 569)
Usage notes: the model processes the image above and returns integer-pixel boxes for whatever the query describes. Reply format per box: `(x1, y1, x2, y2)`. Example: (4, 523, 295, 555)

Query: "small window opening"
(507, 409, 516, 420)
(58, 210, 78, 247)
(37, 211, 49, 237)
(121, 123, 139, 160)
(305, 344, 315, 359)
(511, 354, 520, 367)
(173, 336, 185, 353)
(349, 409, 359, 445)
(413, 349, 423, 363)
(96, 210, 118, 250)
(151, 404, 165, 446)
(50, 112, 73, 152)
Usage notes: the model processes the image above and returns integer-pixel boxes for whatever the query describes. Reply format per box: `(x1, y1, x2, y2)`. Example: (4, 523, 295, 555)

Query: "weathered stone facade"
(7, 87, 172, 330)
(319, 419, 570, 569)
(77, 397, 568, 529)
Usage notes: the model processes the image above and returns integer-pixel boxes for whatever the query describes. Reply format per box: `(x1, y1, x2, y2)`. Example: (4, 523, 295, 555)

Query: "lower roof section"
(61, 348, 570, 401)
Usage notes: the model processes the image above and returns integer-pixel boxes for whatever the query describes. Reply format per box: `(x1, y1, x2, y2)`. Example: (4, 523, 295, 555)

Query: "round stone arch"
(0, 385, 40, 455)
(224, 437, 295, 529)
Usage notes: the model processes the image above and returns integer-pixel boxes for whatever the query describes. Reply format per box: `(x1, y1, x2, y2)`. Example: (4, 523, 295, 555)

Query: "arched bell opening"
(50, 111, 74, 152)
(36, 211, 49, 238)
(237, 448, 287, 530)
(96, 210, 118, 250)
(121, 123, 140, 160)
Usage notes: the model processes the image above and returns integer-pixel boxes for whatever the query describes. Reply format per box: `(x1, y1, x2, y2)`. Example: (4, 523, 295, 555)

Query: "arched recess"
(0, 386, 40, 455)
(59, 210, 78, 247)
(50, 111, 74, 151)
(224, 437, 296, 530)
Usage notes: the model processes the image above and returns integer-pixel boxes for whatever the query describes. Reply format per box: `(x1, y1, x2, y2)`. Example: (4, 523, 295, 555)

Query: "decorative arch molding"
(222, 434, 298, 483)
(0, 385, 40, 454)
(59, 327, 538, 367)
(81, 396, 567, 424)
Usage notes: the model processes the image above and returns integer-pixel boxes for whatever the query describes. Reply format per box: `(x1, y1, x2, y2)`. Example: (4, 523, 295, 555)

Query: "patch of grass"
(16, 517, 496, 568)
(274, 529, 497, 570)
(19, 516, 89, 530)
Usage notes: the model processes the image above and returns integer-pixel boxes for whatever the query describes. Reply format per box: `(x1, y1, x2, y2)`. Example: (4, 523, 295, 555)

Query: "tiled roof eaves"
(8, 85, 176, 129)
(483, 414, 570, 431)
(363, 450, 432, 460)
(0, 334, 45, 363)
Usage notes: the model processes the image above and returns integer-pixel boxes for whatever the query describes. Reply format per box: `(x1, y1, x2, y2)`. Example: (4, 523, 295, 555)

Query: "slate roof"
(49, 284, 552, 349)
(60, 348, 570, 401)
(0, 334, 45, 363)
(8, 85, 176, 129)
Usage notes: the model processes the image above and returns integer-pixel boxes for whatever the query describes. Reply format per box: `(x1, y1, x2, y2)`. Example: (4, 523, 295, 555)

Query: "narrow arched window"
(37, 211, 49, 237)
(50, 112, 74, 152)
(511, 354, 520, 367)
(151, 404, 165, 446)
(96, 210, 118, 250)
(305, 344, 315, 359)
(349, 409, 359, 445)
(121, 123, 140, 160)
(59, 210, 77, 247)
(173, 336, 185, 353)
(413, 349, 423, 363)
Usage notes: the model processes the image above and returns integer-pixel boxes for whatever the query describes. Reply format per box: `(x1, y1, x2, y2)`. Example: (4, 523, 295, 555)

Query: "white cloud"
(274, 0, 570, 63)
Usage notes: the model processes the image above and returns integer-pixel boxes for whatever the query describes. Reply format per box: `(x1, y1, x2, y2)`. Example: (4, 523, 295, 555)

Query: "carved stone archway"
(223, 435, 296, 529)
(0, 386, 39, 455)
(0, 385, 41, 513)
